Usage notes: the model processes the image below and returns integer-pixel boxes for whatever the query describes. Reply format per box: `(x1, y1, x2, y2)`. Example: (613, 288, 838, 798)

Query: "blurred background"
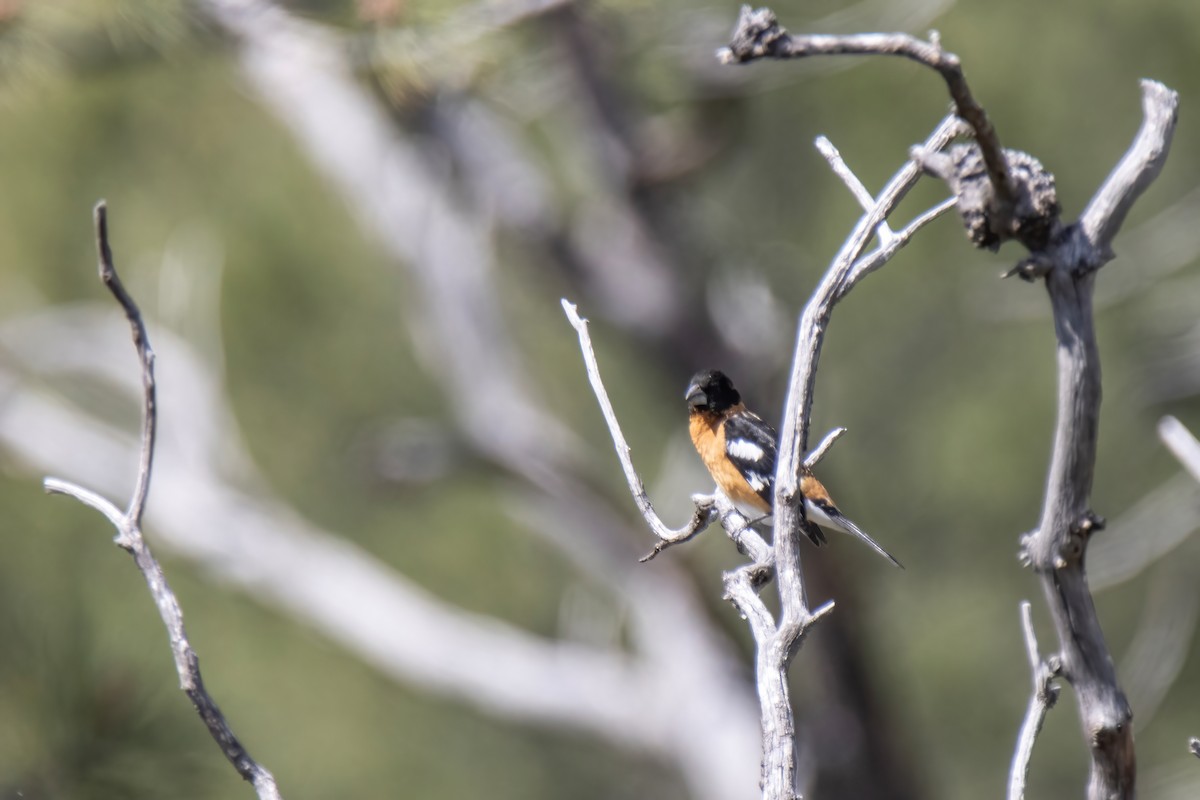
(0, 0, 1198, 798)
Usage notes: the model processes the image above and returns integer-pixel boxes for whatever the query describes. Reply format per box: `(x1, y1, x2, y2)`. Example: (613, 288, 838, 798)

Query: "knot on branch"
(916, 143, 1060, 252)
(1038, 654, 1063, 706)
(1073, 510, 1106, 538)
(1003, 253, 1054, 282)
(1090, 710, 1133, 749)
(718, 5, 787, 63)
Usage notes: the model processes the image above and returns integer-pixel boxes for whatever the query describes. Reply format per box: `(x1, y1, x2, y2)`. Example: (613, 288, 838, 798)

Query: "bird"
(685, 368, 902, 568)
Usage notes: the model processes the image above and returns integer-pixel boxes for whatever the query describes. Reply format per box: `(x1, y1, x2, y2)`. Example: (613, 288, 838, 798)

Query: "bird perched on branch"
(685, 369, 902, 568)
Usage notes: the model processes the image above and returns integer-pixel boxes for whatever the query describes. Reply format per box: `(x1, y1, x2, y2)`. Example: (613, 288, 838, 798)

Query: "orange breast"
(689, 412, 771, 513)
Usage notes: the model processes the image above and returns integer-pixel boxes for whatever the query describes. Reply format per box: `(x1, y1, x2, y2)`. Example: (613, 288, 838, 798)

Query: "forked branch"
(43, 202, 283, 800)
(718, 6, 1011, 210)
(1017, 81, 1176, 799)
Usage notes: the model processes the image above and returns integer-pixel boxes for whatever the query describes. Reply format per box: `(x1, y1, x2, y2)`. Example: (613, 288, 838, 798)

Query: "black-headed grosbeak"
(686, 369, 902, 568)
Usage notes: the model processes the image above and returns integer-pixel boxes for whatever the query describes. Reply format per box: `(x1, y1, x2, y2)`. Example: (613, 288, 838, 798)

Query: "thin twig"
(43, 202, 283, 800)
(95, 202, 157, 527)
(1008, 601, 1060, 800)
(803, 426, 846, 469)
(719, 6, 1012, 208)
(562, 299, 720, 551)
(815, 137, 894, 244)
(839, 196, 957, 294)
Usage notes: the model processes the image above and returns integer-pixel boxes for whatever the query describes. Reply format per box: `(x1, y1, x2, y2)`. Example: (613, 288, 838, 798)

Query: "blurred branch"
(1089, 474, 1200, 590)
(1159, 415, 1200, 484)
(1119, 564, 1199, 730)
(1007, 601, 1060, 800)
(42, 202, 283, 800)
(192, 3, 765, 798)
(2, 303, 710, 764)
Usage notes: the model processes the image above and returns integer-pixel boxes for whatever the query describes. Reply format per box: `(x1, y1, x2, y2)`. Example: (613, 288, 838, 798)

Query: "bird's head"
(686, 369, 741, 414)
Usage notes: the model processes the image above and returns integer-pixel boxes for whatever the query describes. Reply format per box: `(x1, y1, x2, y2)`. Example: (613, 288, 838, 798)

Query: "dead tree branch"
(568, 110, 958, 797)
(719, 7, 1180, 794)
(42, 202, 283, 800)
(718, 6, 1012, 210)
(562, 299, 771, 565)
(758, 113, 958, 799)
(1008, 601, 1061, 800)
(562, 299, 721, 559)
(1013, 79, 1177, 799)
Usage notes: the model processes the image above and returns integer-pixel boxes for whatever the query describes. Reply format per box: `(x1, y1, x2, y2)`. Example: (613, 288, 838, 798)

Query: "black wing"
(723, 411, 778, 508)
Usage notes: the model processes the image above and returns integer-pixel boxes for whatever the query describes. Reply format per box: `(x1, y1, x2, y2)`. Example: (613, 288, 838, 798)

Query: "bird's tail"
(813, 503, 903, 568)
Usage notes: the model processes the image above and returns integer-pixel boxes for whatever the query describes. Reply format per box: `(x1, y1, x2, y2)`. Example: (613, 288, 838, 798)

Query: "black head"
(686, 369, 741, 413)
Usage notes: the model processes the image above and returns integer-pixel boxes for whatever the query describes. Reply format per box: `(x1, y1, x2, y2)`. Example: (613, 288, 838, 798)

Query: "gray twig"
(43, 202, 283, 800)
(1007, 601, 1060, 800)
(815, 137, 895, 244)
(804, 426, 847, 470)
(561, 299, 721, 560)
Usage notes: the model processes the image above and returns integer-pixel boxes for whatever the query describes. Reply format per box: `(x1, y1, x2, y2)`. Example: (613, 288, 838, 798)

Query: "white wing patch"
(727, 438, 766, 464)
(745, 471, 769, 493)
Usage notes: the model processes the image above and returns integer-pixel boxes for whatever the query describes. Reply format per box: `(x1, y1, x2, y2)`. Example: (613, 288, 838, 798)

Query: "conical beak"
(685, 382, 707, 409)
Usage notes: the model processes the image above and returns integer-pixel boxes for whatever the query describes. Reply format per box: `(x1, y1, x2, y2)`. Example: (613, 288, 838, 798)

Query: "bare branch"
(752, 116, 962, 799)
(841, 195, 958, 291)
(776, 115, 965, 496)
(1008, 601, 1061, 800)
(1159, 415, 1200, 485)
(1080, 80, 1180, 261)
(815, 137, 894, 244)
(42, 204, 283, 800)
(719, 6, 1011, 208)
(44, 475, 127, 532)
(562, 299, 718, 549)
(803, 426, 847, 469)
(1017, 80, 1178, 800)
(94, 202, 157, 527)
